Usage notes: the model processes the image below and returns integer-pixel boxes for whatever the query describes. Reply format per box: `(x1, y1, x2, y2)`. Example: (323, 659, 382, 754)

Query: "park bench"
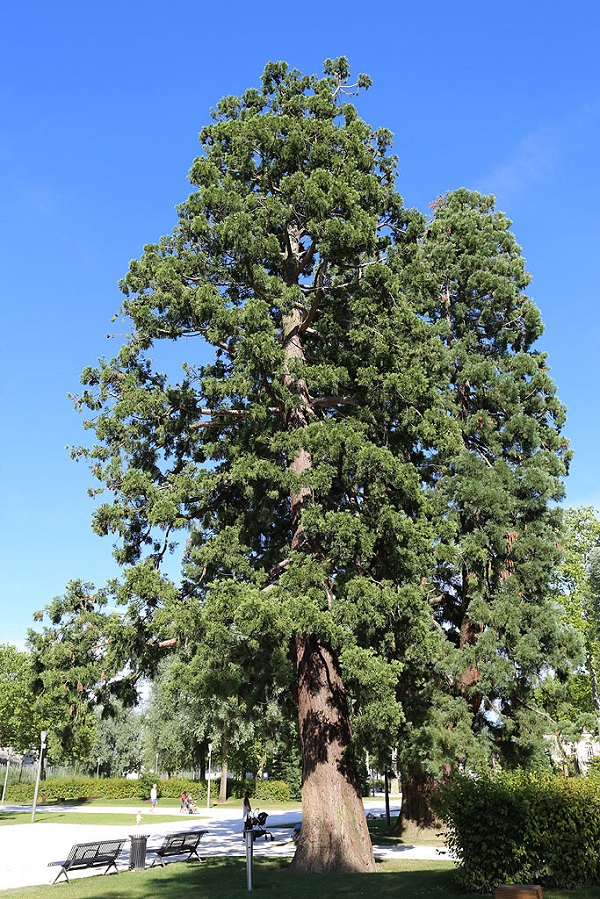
(48, 838, 126, 884)
(148, 829, 208, 867)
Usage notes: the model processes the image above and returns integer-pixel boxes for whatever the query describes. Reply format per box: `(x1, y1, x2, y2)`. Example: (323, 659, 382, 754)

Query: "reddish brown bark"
(290, 633, 376, 873)
(396, 768, 440, 829)
(459, 610, 484, 715)
(280, 266, 374, 873)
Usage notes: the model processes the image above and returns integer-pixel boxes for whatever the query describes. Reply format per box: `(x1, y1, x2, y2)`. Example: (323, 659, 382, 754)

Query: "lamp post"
(1, 752, 10, 807)
(155, 751, 159, 775)
(31, 731, 47, 823)
(206, 742, 213, 809)
(96, 757, 101, 778)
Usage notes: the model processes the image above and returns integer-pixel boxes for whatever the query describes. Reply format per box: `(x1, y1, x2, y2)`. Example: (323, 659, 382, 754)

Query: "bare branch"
(310, 395, 358, 407)
(266, 558, 291, 581)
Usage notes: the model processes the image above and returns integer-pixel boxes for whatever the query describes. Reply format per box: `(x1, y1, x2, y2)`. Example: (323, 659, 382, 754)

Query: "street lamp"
(1, 751, 11, 807)
(96, 757, 101, 778)
(206, 742, 213, 809)
(155, 751, 159, 775)
(31, 730, 47, 823)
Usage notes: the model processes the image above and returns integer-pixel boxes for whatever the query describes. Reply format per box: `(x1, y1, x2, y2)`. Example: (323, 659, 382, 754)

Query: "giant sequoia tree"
(396, 192, 577, 821)
(36, 60, 574, 872)
(70, 59, 447, 873)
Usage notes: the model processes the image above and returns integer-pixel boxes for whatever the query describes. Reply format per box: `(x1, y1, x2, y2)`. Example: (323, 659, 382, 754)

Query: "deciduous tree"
(0, 644, 42, 753)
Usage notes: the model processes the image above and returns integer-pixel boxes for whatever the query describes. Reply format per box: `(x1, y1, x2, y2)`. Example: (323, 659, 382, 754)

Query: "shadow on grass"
(1, 854, 598, 899)
(367, 817, 446, 848)
(1, 858, 480, 899)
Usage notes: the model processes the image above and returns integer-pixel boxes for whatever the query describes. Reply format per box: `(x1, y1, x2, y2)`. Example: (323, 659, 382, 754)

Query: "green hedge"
(441, 771, 600, 892)
(253, 780, 291, 802)
(5, 775, 293, 805)
(6, 776, 207, 804)
(224, 778, 293, 802)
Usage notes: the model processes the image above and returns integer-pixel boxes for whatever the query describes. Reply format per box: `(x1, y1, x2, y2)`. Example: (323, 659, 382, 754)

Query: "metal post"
(1, 754, 10, 806)
(96, 757, 101, 778)
(155, 751, 159, 775)
(31, 731, 47, 823)
(384, 769, 391, 827)
(206, 742, 213, 808)
(245, 820, 253, 891)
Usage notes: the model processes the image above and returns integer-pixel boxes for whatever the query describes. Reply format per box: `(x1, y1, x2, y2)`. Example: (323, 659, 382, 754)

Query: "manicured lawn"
(0, 810, 185, 826)
(367, 817, 446, 847)
(1, 856, 598, 899)
(0, 858, 462, 899)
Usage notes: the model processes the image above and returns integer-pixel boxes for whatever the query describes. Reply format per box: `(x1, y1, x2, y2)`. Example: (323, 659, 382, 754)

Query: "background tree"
(92, 702, 144, 777)
(27, 578, 162, 766)
(142, 657, 209, 777)
(0, 644, 43, 753)
(395, 190, 578, 823)
(557, 506, 600, 716)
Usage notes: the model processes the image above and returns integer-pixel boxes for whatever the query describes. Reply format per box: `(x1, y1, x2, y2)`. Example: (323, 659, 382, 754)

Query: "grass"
(6, 796, 303, 812)
(1, 856, 599, 899)
(367, 818, 446, 847)
(0, 810, 187, 827)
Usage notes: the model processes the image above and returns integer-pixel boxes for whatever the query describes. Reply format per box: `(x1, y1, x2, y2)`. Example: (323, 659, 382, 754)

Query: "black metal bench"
(48, 838, 126, 884)
(148, 830, 208, 867)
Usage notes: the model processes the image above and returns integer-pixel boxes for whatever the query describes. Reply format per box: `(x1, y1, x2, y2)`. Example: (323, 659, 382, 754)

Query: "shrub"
(254, 779, 291, 802)
(227, 778, 293, 802)
(440, 771, 600, 892)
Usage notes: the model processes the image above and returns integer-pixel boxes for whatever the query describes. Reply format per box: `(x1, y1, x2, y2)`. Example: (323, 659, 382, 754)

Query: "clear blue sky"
(1, 1, 598, 647)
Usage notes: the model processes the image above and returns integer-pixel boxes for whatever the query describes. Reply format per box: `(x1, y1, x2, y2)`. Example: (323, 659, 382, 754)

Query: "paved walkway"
(0, 800, 451, 891)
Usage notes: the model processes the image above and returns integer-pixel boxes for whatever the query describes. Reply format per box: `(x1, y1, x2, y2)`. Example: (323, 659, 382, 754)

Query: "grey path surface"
(0, 800, 451, 891)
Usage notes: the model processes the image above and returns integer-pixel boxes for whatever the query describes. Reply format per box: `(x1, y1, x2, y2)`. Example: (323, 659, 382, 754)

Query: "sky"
(1, 0, 599, 648)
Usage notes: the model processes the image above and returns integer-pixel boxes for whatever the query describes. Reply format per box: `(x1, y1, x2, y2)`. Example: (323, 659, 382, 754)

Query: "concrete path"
(0, 800, 451, 891)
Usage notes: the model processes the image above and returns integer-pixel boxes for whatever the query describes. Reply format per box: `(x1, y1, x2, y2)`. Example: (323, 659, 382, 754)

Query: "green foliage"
(91, 702, 144, 777)
(441, 771, 600, 891)
(419, 190, 577, 768)
(142, 658, 210, 776)
(253, 779, 291, 802)
(0, 644, 43, 753)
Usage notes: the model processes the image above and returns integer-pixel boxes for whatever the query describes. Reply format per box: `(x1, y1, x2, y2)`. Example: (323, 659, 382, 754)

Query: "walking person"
(150, 783, 158, 813)
(242, 790, 252, 831)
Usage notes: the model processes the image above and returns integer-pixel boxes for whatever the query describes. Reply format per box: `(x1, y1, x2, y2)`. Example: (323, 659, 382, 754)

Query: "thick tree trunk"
(397, 768, 440, 828)
(393, 764, 445, 834)
(281, 255, 373, 872)
(289, 633, 376, 873)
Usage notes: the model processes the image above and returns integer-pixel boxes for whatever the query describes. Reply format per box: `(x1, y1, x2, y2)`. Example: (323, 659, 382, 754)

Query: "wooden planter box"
(494, 887, 543, 899)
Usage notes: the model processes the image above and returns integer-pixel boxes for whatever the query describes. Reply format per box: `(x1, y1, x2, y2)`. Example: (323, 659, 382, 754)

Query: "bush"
(441, 771, 600, 892)
(227, 778, 293, 802)
(253, 779, 291, 802)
